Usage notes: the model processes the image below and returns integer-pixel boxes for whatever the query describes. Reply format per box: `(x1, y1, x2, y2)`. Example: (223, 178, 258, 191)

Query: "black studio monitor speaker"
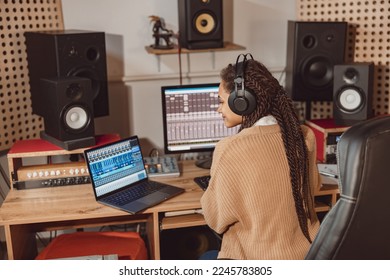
(39, 77, 96, 150)
(333, 62, 374, 126)
(25, 29, 109, 118)
(285, 21, 348, 101)
(178, 0, 223, 49)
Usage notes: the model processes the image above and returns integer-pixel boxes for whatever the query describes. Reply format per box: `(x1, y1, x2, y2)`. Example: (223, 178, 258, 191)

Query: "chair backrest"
(306, 115, 390, 259)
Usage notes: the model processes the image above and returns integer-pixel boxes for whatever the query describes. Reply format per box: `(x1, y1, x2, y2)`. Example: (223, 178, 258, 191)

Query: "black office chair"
(306, 115, 390, 259)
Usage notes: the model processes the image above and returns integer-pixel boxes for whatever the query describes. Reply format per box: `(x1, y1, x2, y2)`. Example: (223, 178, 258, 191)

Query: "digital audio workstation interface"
(85, 138, 146, 197)
(162, 84, 240, 152)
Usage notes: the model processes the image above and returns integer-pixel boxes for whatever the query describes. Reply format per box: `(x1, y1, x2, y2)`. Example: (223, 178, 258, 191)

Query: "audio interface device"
(143, 156, 180, 178)
(12, 156, 181, 189)
(13, 161, 90, 189)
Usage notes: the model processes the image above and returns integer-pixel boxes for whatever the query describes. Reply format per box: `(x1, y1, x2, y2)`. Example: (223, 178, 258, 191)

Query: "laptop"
(84, 135, 184, 214)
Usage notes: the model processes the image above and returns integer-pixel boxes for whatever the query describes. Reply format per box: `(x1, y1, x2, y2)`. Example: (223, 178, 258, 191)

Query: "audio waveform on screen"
(87, 141, 144, 187)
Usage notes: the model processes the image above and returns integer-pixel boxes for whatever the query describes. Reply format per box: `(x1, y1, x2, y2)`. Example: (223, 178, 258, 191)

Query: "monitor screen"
(161, 83, 240, 160)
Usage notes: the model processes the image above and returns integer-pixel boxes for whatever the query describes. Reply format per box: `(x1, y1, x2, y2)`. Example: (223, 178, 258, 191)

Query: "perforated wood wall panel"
(0, 0, 64, 151)
(297, 0, 390, 120)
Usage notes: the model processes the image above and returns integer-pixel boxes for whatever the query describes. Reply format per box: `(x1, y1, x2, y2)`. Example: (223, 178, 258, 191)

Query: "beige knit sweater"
(200, 124, 320, 260)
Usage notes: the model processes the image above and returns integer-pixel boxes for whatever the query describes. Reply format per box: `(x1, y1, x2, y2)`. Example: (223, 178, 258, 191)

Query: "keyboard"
(102, 181, 164, 206)
(194, 175, 211, 191)
(144, 156, 180, 178)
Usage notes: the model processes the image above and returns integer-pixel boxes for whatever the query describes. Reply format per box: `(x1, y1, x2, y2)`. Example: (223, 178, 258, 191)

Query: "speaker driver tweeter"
(66, 82, 83, 101)
(343, 67, 360, 84)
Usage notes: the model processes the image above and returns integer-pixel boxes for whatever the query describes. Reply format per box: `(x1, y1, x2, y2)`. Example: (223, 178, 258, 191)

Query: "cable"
(176, 32, 183, 85)
(278, 67, 286, 84)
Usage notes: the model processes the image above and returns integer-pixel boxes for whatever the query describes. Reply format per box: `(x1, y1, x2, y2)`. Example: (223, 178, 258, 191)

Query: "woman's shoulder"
(300, 125, 316, 151)
(300, 125, 315, 140)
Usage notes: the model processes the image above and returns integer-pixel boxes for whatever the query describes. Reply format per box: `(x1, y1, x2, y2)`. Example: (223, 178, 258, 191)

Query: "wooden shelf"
(161, 213, 206, 230)
(145, 41, 246, 55)
(314, 183, 339, 214)
(314, 201, 331, 213)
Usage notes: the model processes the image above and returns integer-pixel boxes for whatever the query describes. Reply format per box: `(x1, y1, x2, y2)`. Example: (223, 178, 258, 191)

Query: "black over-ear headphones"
(228, 53, 257, 116)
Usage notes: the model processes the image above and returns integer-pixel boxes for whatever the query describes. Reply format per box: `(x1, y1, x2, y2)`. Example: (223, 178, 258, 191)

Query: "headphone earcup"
(228, 89, 257, 116)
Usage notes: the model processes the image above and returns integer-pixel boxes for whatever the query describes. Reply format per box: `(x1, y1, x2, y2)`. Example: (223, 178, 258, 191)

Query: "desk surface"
(0, 158, 338, 260)
(0, 160, 209, 226)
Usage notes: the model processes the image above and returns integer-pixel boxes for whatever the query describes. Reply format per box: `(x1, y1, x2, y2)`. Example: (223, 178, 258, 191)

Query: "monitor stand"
(195, 156, 213, 169)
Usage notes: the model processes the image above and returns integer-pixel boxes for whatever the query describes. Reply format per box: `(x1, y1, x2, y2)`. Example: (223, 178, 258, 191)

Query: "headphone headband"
(228, 53, 257, 116)
(234, 53, 254, 93)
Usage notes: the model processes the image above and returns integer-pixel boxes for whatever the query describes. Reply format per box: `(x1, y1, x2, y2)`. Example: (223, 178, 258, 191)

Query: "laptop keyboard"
(102, 181, 165, 206)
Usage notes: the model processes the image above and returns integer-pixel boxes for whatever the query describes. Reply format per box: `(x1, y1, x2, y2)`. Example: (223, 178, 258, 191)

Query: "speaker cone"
(301, 56, 333, 88)
(63, 105, 90, 131)
(194, 13, 215, 34)
(337, 87, 363, 112)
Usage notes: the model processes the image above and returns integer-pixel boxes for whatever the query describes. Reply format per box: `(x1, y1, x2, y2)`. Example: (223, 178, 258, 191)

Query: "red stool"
(36, 231, 148, 260)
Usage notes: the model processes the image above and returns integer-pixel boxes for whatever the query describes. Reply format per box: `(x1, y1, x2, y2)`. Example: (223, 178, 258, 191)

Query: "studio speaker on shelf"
(160, 226, 221, 260)
(333, 62, 374, 126)
(285, 21, 348, 101)
(178, 0, 223, 49)
(25, 30, 109, 118)
(39, 77, 96, 150)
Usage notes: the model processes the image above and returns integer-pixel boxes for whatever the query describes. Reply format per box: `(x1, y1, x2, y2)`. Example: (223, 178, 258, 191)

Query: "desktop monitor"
(161, 83, 240, 169)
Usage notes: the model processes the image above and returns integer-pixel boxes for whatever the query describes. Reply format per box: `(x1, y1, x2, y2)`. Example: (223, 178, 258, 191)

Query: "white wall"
(61, 0, 296, 154)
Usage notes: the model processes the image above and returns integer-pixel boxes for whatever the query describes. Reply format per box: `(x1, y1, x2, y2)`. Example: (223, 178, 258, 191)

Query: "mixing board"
(144, 156, 180, 178)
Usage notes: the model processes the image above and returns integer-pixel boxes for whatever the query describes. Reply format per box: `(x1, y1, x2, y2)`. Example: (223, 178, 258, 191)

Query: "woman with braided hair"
(200, 54, 320, 259)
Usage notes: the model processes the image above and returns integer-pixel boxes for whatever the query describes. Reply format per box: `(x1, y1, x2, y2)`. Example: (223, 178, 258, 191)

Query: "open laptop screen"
(85, 137, 147, 198)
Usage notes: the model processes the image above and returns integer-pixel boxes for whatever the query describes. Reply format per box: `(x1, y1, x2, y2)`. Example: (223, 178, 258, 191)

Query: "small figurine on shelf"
(149, 15, 175, 49)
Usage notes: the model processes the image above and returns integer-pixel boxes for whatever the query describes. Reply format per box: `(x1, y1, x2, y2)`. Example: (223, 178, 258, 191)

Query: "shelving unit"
(145, 41, 246, 71)
(145, 41, 246, 55)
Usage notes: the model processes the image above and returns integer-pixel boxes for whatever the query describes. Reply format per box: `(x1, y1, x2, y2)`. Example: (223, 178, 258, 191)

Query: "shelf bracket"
(155, 55, 161, 72)
(211, 52, 216, 69)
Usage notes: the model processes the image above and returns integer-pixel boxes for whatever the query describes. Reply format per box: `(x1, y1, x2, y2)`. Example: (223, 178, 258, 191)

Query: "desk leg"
(145, 212, 160, 260)
(4, 224, 37, 260)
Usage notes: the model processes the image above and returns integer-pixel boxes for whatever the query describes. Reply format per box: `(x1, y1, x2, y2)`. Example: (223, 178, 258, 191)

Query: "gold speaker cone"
(195, 13, 215, 34)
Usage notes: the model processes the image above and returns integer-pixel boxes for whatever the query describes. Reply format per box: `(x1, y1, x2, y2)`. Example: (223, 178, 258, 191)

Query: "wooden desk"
(0, 160, 209, 260)
(0, 158, 338, 260)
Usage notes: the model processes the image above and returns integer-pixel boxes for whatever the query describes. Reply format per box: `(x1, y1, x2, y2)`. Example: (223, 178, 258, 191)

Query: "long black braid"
(220, 58, 316, 243)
